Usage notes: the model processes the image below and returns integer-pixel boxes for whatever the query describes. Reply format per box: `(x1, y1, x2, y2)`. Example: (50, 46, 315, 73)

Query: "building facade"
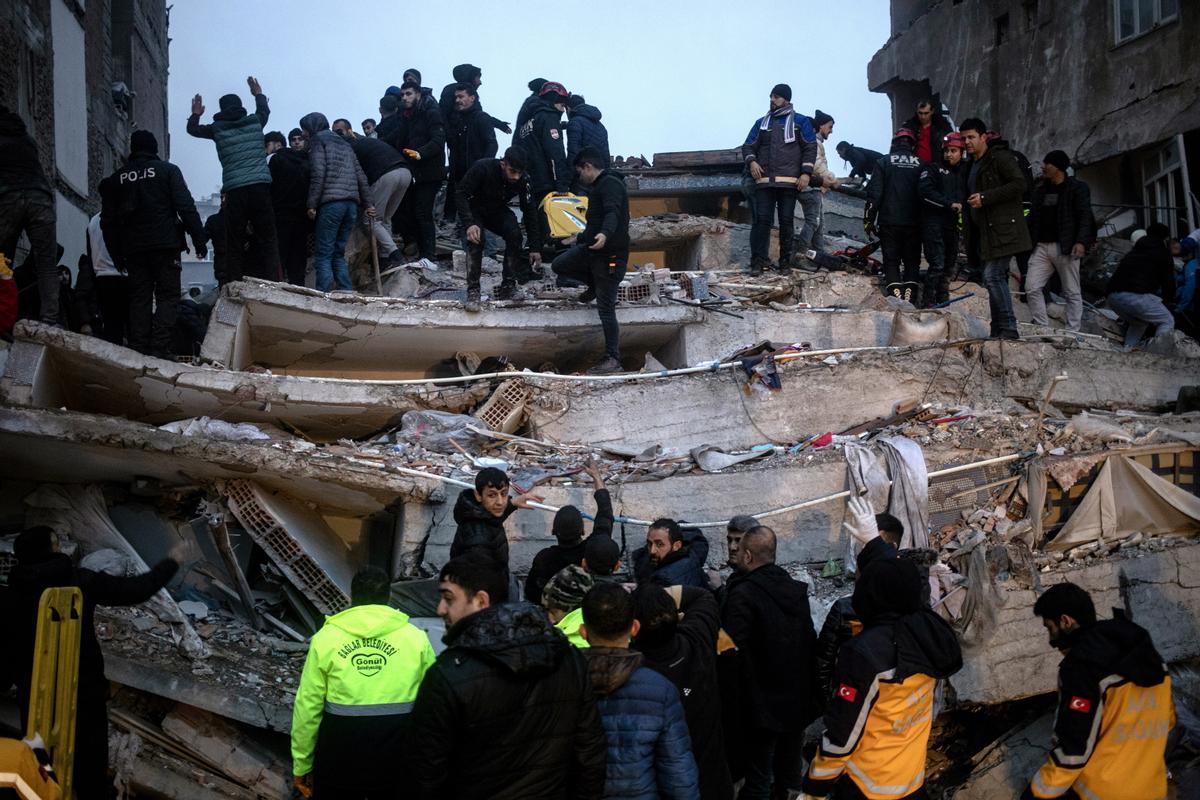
(868, 0, 1198, 236)
(0, 0, 170, 273)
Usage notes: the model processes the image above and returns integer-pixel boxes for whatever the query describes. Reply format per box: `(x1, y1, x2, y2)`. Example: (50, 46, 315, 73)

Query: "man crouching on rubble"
(450, 466, 542, 584)
(291, 566, 435, 798)
(1022, 582, 1174, 800)
(803, 558, 962, 800)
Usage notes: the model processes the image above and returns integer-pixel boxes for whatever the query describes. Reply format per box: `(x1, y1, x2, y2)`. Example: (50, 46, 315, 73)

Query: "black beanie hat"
(553, 505, 585, 544)
(130, 129, 158, 155)
(770, 83, 792, 102)
(584, 535, 621, 575)
(528, 78, 548, 93)
(218, 93, 243, 113)
(1044, 149, 1071, 172)
(813, 109, 834, 128)
(403, 68, 421, 84)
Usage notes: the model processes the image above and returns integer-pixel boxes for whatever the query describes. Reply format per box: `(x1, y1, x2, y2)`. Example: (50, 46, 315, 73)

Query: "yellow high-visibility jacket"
(290, 604, 435, 778)
(1025, 618, 1174, 800)
(555, 607, 589, 649)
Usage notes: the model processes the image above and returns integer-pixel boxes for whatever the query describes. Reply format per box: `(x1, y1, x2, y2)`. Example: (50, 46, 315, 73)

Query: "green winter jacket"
(967, 140, 1033, 261)
(187, 94, 272, 191)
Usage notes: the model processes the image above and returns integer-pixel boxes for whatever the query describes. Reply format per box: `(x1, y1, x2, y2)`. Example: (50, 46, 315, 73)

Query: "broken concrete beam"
(0, 406, 441, 516)
(950, 540, 1200, 704)
(160, 705, 291, 796)
(951, 712, 1054, 799)
(628, 214, 735, 270)
(530, 342, 1200, 453)
(0, 321, 490, 440)
(200, 279, 700, 376)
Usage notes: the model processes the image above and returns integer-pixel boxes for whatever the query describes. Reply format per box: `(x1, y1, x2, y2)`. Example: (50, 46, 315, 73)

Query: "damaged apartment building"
(869, 0, 1199, 236)
(0, 0, 170, 273)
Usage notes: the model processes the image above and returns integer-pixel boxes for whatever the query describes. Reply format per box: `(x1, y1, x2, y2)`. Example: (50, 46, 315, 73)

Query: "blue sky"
(168, 0, 895, 197)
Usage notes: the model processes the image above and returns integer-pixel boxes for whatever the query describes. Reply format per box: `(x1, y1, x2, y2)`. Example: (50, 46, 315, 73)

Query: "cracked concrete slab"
(0, 322, 490, 440)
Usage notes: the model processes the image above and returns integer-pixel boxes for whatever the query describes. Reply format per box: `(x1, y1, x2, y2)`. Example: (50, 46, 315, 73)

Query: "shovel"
(368, 214, 383, 295)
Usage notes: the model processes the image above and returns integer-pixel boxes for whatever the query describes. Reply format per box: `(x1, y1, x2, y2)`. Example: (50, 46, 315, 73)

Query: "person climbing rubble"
(632, 518, 709, 588)
(803, 557, 963, 800)
(524, 459, 614, 604)
(290, 566, 435, 799)
(1022, 582, 1174, 800)
(541, 563, 595, 647)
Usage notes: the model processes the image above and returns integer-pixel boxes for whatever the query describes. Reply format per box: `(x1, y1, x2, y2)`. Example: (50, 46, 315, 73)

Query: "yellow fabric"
(555, 607, 589, 648)
(539, 194, 589, 239)
(1030, 677, 1174, 800)
(0, 739, 62, 800)
(810, 673, 934, 799)
(290, 605, 436, 775)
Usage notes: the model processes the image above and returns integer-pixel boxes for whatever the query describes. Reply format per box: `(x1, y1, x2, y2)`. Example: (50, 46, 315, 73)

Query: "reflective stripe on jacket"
(290, 604, 435, 776)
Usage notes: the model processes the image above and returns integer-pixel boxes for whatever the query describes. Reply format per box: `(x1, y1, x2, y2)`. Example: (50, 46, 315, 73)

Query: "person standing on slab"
(1026, 150, 1093, 331)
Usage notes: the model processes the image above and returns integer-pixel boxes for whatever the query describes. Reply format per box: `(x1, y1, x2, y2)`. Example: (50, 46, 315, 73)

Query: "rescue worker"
(865, 129, 925, 301)
(455, 147, 544, 310)
(291, 566, 435, 799)
(542, 564, 595, 648)
(803, 558, 963, 800)
(99, 130, 207, 357)
(940, 132, 969, 283)
(550, 147, 631, 374)
(1022, 582, 1174, 800)
(515, 81, 572, 257)
(524, 460, 613, 604)
(741, 84, 818, 273)
(917, 148, 964, 307)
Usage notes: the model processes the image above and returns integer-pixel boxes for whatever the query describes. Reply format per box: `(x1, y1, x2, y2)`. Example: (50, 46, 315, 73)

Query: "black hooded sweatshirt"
(407, 602, 607, 800)
(450, 488, 516, 569)
(1107, 235, 1176, 301)
(515, 98, 570, 193)
(0, 110, 52, 197)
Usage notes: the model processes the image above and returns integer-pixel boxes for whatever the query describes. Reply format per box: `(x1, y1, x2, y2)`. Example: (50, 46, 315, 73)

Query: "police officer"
(1023, 582, 1174, 800)
(100, 130, 206, 357)
(515, 81, 571, 261)
(291, 566, 435, 798)
(865, 128, 926, 301)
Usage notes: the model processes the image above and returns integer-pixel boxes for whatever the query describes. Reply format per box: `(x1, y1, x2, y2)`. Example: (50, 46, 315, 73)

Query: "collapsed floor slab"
(530, 341, 1200, 453)
(0, 406, 437, 515)
(0, 322, 489, 440)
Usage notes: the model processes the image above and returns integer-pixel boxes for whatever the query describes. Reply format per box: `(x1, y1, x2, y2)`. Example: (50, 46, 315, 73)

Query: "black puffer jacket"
(566, 104, 610, 166)
(383, 95, 446, 184)
(447, 104, 498, 181)
(407, 602, 607, 800)
(449, 488, 516, 570)
(1029, 176, 1094, 255)
(99, 152, 206, 263)
(516, 98, 570, 193)
(721, 563, 818, 732)
(814, 595, 857, 711)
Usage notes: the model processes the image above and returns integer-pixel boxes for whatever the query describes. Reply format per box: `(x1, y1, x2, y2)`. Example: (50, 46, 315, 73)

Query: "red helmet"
(943, 131, 965, 149)
(892, 127, 916, 142)
(985, 130, 1001, 141)
(538, 81, 569, 101)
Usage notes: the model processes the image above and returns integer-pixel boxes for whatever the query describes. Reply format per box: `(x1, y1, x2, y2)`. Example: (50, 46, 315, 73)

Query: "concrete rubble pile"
(2, 181, 1199, 796)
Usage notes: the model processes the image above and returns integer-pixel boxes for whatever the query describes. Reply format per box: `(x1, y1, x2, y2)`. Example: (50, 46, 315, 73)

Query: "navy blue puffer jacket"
(585, 647, 700, 800)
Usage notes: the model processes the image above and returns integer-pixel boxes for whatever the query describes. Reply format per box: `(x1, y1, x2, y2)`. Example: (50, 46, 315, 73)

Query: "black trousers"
(880, 225, 922, 285)
(73, 684, 111, 800)
(551, 245, 626, 360)
(399, 180, 440, 259)
(95, 275, 129, 345)
(275, 212, 309, 286)
(126, 248, 180, 357)
(942, 223, 960, 280)
(740, 727, 805, 799)
(225, 183, 281, 281)
(751, 187, 797, 264)
(0, 189, 59, 324)
(466, 208, 523, 290)
(530, 187, 554, 257)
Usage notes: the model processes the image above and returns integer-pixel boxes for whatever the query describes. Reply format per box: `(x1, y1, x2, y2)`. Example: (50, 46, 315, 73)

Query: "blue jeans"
(313, 200, 358, 291)
(1107, 291, 1175, 349)
(983, 257, 1018, 336)
(797, 189, 824, 252)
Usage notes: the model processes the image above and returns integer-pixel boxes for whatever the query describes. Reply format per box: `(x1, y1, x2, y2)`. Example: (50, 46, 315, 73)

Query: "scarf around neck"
(760, 103, 796, 143)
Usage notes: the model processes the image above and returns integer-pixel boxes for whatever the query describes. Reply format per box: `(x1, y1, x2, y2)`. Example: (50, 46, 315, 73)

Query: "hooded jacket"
(566, 104, 610, 167)
(804, 606, 962, 799)
(290, 604, 435, 781)
(455, 158, 544, 250)
(447, 103, 499, 181)
(965, 139, 1034, 260)
(99, 151, 206, 262)
(0, 110, 52, 197)
(186, 93, 272, 191)
(407, 602, 607, 800)
(438, 65, 509, 134)
(579, 169, 630, 256)
(585, 647, 700, 800)
(516, 98, 570, 193)
(1108, 235, 1178, 304)
(741, 105, 818, 188)
(635, 587, 733, 800)
(721, 562, 818, 732)
(524, 488, 614, 604)
(382, 94, 446, 184)
(632, 528, 710, 589)
(1023, 617, 1174, 800)
(300, 113, 371, 210)
(8, 553, 177, 709)
(450, 487, 517, 569)
(267, 147, 310, 218)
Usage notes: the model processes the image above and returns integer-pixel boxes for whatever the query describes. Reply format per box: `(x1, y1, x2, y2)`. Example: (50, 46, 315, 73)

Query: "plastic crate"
(222, 480, 351, 614)
(474, 379, 530, 434)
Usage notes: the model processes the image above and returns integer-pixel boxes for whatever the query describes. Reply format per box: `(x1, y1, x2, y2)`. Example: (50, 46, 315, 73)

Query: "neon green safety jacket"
(555, 607, 589, 649)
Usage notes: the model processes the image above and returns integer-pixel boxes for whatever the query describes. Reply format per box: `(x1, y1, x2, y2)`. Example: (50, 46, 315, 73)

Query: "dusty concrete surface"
(1, 321, 490, 440)
(951, 540, 1200, 705)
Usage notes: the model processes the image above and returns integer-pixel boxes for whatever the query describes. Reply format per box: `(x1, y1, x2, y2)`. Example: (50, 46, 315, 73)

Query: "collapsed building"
(2, 156, 1200, 795)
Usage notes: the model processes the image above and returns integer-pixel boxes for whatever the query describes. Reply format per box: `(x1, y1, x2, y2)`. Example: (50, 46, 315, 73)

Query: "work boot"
(464, 287, 481, 313)
(493, 281, 517, 301)
(749, 256, 769, 275)
(509, 254, 538, 285)
(587, 356, 622, 375)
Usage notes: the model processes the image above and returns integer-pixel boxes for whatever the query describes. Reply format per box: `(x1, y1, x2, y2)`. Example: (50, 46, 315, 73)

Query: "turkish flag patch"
(1068, 696, 1092, 713)
(837, 684, 858, 703)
